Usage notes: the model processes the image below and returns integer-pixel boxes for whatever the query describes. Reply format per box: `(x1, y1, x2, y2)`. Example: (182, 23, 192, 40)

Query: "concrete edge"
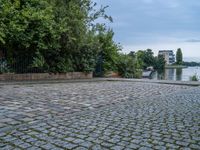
(104, 78, 200, 86)
(0, 78, 199, 86)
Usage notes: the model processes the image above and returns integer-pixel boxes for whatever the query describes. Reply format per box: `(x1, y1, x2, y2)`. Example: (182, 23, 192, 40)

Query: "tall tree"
(97, 29, 121, 73)
(176, 48, 183, 65)
(0, 0, 59, 72)
(136, 49, 155, 69)
(154, 55, 165, 70)
(0, 0, 114, 73)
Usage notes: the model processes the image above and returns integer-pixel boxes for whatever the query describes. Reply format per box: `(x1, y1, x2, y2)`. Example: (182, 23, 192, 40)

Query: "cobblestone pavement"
(0, 81, 199, 149)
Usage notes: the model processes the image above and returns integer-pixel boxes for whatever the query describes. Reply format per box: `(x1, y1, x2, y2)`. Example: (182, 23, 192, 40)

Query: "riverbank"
(165, 65, 188, 69)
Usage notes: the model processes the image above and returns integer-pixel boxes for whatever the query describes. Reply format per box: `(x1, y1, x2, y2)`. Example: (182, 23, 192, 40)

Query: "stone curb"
(0, 78, 199, 86)
(105, 78, 200, 86)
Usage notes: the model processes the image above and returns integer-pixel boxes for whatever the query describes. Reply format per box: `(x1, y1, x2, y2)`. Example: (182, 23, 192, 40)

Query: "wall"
(0, 72, 93, 81)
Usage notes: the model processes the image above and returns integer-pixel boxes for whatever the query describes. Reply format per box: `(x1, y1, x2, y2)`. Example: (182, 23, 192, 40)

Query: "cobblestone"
(0, 81, 200, 149)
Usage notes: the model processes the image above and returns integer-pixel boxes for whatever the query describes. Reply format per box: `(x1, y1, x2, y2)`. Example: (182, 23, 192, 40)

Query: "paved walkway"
(0, 81, 199, 149)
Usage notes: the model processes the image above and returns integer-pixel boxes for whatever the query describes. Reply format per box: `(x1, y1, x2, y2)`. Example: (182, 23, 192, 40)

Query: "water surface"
(151, 67, 200, 81)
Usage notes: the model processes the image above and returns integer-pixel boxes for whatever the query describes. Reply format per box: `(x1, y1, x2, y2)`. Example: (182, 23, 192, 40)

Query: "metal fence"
(0, 58, 44, 74)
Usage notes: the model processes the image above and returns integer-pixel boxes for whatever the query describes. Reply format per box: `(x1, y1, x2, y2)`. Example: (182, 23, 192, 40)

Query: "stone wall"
(0, 72, 93, 81)
(104, 71, 121, 78)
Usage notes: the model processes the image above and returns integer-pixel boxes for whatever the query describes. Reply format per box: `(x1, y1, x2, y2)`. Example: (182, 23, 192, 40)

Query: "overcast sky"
(94, 0, 200, 61)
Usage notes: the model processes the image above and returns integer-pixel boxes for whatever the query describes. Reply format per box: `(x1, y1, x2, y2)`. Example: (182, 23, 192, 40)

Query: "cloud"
(94, 0, 200, 58)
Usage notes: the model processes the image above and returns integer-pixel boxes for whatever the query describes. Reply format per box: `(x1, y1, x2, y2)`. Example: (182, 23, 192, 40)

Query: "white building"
(158, 50, 175, 65)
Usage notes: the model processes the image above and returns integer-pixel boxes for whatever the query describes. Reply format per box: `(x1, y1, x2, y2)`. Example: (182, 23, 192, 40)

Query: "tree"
(176, 48, 183, 65)
(0, 0, 114, 73)
(136, 50, 145, 69)
(154, 55, 165, 70)
(144, 49, 155, 67)
(117, 54, 142, 78)
(128, 51, 136, 58)
(136, 49, 165, 70)
(136, 49, 155, 69)
(97, 29, 121, 73)
(0, 0, 60, 72)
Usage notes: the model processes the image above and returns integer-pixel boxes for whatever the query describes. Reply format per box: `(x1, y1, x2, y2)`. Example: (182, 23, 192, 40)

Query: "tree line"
(0, 0, 165, 77)
(0, 0, 117, 73)
(183, 62, 200, 67)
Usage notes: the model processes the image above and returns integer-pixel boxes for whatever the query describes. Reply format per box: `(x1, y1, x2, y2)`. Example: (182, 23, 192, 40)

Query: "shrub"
(117, 54, 142, 78)
(190, 74, 199, 81)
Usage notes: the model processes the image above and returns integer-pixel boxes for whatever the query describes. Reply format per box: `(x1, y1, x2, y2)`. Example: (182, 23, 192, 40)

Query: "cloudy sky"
(94, 0, 200, 61)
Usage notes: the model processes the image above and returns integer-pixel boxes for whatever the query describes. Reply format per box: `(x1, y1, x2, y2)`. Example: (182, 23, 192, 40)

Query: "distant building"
(158, 50, 175, 65)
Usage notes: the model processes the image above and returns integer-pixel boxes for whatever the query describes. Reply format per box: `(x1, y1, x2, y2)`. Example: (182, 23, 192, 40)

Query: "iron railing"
(0, 58, 45, 74)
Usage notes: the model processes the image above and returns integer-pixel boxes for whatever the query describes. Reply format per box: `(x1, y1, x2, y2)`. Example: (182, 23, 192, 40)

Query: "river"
(151, 67, 200, 81)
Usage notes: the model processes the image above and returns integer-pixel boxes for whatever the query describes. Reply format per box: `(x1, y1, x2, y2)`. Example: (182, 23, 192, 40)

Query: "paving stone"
(180, 148, 192, 150)
(91, 144, 105, 150)
(189, 144, 200, 149)
(166, 143, 180, 149)
(118, 141, 130, 147)
(126, 143, 140, 149)
(154, 145, 167, 150)
(139, 146, 153, 150)
(64, 137, 76, 142)
(74, 146, 88, 150)
(152, 140, 165, 146)
(163, 138, 175, 144)
(111, 145, 125, 150)
(1, 145, 15, 150)
(40, 143, 57, 149)
(79, 141, 93, 148)
(73, 139, 85, 144)
(131, 139, 141, 144)
(176, 141, 189, 147)
(0, 82, 199, 149)
(18, 143, 32, 149)
(140, 142, 153, 148)
(26, 146, 42, 150)
(62, 143, 77, 149)
(108, 138, 121, 144)
(101, 142, 114, 148)
(34, 141, 47, 147)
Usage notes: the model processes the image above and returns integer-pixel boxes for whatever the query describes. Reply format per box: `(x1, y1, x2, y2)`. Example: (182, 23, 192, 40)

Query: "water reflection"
(176, 68, 182, 81)
(151, 67, 200, 81)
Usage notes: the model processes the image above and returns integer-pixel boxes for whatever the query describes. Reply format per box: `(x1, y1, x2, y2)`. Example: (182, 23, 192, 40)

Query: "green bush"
(117, 54, 142, 78)
(190, 74, 199, 81)
(0, 0, 113, 73)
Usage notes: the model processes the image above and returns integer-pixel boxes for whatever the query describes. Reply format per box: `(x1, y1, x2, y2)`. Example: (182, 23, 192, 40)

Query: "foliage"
(32, 51, 46, 68)
(183, 61, 200, 67)
(31, 51, 49, 72)
(190, 74, 199, 81)
(0, 0, 165, 78)
(154, 55, 165, 70)
(136, 49, 165, 70)
(176, 48, 183, 65)
(117, 54, 142, 78)
(97, 29, 121, 73)
(0, 0, 60, 72)
(0, 0, 112, 73)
